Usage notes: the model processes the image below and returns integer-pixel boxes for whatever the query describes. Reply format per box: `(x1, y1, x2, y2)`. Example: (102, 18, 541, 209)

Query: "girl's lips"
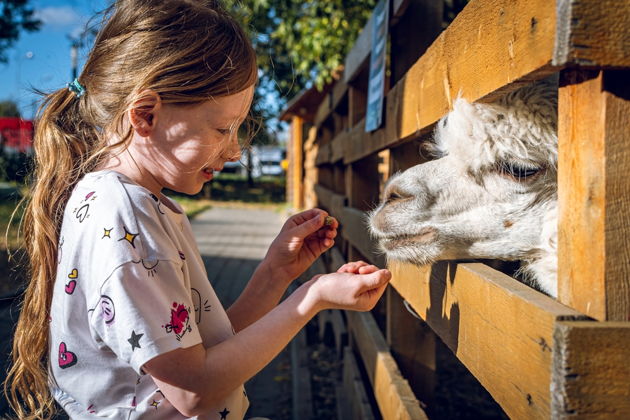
(202, 168, 214, 180)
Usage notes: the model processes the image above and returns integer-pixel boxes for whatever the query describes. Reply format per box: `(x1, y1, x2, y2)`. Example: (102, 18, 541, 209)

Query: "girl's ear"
(128, 90, 162, 137)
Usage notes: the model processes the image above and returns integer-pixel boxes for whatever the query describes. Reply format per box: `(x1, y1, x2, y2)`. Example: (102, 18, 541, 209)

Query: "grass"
(169, 196, 214, 219)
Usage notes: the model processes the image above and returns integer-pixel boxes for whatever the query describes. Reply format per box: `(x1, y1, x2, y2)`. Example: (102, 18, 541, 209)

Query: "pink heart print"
(65, 280, 77, 294)
(58, 341, 78, 369)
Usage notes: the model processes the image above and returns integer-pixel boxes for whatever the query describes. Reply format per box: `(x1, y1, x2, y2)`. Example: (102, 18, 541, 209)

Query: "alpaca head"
(369, 79, 558, 296)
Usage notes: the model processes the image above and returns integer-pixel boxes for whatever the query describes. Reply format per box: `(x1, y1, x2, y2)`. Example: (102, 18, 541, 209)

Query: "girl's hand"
(337, 260, 379, 275)
(264, 208, 338, 283)
(307, 268, 392, 312)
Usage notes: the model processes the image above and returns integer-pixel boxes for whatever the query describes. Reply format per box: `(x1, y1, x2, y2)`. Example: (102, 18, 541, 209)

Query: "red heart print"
(65, 280, 77, 294)
(58, 342, 78, 369)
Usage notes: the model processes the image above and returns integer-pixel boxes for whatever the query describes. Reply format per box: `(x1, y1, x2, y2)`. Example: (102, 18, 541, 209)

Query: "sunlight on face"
(145, 85, 255, 194)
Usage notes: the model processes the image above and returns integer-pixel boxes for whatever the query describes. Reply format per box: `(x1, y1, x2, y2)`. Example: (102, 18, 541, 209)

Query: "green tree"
(227, 0, 377, 102)
(0, 100, 20, 117)
(0, 0, 41, 63)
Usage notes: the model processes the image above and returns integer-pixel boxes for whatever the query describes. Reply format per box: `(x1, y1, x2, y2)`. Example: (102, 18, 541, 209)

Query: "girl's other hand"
(264, 208, 338, 283)
(337, 260, 379, 275)
(307, 268, 391, 312)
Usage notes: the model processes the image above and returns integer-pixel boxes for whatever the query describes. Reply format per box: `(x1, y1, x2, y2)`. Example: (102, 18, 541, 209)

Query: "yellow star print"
(118, 226, 139, 248)
(102, 228, 113, 239)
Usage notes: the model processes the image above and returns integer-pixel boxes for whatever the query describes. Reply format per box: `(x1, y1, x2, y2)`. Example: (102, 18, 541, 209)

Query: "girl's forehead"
(206, 86, 254, 120)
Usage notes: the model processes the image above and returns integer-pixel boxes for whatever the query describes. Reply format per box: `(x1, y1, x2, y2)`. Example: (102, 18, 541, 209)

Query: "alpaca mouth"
(381, 228, 437, 251)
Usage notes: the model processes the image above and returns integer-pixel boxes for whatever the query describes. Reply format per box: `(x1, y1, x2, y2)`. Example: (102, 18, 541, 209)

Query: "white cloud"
(34, 6, 84, 28)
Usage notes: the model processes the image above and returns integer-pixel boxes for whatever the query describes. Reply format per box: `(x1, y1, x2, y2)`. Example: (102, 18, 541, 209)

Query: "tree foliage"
(226, 0, 377, 102)
(0, 100, 20, 117)
(0, 0, 41, 63)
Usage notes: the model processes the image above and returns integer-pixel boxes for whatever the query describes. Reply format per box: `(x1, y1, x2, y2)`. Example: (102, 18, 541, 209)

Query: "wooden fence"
(281, 0, 630, 418)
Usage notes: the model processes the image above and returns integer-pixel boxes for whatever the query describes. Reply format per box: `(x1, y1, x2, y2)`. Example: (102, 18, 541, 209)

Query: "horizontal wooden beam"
(388, 260, 587, 419)
(553, 0, 630, 67)
(342, 0, 630, 164)
(315, 142, 331, 166)
(313, 184, 346, 220)
(552, 321, 630, 419)
(347, 310, 428, 420)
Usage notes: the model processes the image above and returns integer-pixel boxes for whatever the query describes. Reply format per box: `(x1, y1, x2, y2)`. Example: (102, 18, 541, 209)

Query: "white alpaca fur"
(369, 78, 558, 296)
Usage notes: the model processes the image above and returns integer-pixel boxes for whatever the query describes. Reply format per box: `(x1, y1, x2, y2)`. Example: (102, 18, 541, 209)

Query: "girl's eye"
(499, 162, 541, 180)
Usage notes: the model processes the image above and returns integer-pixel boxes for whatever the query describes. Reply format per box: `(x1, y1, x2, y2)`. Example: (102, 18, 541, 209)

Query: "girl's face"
(137, 86, 254, 195)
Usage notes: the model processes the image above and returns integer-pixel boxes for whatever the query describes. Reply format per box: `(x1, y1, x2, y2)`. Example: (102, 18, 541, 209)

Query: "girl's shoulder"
(64, 170, 183, 263)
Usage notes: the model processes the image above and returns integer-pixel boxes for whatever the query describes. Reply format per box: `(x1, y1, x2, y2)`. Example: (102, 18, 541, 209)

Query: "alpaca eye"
(385, 191, 403, 203)
(499, 162, 541, 180)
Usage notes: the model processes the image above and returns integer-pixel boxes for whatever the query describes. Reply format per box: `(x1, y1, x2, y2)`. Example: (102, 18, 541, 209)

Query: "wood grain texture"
(290, 116, 304, 210)
(552, 321, 630, 419)
(554, 0, 630, 67)
(347, 310, 429, 420)
(345, 0, 559, 163)
(388, 260, 587, 419)
(386, 287, 436, 408)
(558, 70, 630, 321)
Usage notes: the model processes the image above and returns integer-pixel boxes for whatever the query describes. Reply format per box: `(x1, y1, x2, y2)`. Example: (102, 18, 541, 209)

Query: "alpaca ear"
(129, 90, 162, 137)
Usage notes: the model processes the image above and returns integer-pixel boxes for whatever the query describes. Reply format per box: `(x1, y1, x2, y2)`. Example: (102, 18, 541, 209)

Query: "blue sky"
(0, 0, 108, 119)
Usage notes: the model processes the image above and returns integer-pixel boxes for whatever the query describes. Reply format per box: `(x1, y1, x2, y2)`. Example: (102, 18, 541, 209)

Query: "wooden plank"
(313, 184, 345, 216)
(340, 206, 385, 267)
(552, 321, 630, 419)
(554, 0, 630, 67)
(342, 346, 377, 420)
(386, 286, 436, 410)
(315, 142, 331, 166)
(344, 0, 563, 163)
(290, 116, 304, 210)
(557, 70, 630, 321)
(331, 130, 348, 163)
(347, 310, 429, 420)
(388, 260, 587, 419)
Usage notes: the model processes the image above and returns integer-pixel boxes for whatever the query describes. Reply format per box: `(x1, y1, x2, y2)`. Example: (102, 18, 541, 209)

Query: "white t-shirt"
(49, 170, 249, 419)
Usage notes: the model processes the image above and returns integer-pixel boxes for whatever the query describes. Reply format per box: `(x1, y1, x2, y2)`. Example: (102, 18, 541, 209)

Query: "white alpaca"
(369, 78, 558, 296)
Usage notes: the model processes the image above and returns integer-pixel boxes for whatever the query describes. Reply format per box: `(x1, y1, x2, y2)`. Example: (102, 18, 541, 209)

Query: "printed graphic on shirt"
(102, 227, 113, 239)
(65, 268, 78, 295)
(87, 404, 96, 414)
(178, 251, 186, 260)
(58, 341, 78, 369)
(162, 302, 192, 341)
(131, 259, 159, 277)
(73, 191, 97, 223)
(219, 407, 230, 419)
(150, 399, 161, 410)
(150, 193, 166, 215)
(191, 288, 211, 324)
(127, 330, 143, 351)
(118, 226, 139, 248)
(99, 296, 115, 324)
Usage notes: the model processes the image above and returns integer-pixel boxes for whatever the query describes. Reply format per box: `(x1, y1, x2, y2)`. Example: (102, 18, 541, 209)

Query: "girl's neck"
(98, 149, 163, 197)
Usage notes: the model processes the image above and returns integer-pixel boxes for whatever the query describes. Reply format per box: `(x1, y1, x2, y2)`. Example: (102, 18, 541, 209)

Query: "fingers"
(337, 260, 371, 273)
(358, 269, 392, 292)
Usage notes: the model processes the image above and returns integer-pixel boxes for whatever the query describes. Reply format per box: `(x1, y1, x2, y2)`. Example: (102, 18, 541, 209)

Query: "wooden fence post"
(557, 69, 630, 321)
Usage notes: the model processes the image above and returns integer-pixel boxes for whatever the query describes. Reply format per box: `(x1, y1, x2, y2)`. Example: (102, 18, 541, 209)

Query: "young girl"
(6, 1, 391, 419)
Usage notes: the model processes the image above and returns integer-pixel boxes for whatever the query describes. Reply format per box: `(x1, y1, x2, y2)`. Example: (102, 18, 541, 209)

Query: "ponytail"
(4, 0, 257, 417)
(5, 86, 102, 419)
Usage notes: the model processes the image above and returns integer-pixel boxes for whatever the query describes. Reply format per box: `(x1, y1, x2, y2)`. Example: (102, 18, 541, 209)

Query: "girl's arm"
(143, 268, 390, 417)
(226, 208, 338, 331)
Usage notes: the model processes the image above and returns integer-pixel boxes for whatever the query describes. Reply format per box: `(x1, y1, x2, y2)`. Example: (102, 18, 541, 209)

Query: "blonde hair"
(5, 0, 257, 418)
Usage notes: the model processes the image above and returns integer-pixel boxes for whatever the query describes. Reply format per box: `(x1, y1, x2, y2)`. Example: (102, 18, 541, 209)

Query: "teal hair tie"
(68, 78, 86, 98)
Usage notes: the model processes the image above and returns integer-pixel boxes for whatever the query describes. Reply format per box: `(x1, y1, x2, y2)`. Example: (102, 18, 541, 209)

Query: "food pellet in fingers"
(324, 216, 334, 226)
